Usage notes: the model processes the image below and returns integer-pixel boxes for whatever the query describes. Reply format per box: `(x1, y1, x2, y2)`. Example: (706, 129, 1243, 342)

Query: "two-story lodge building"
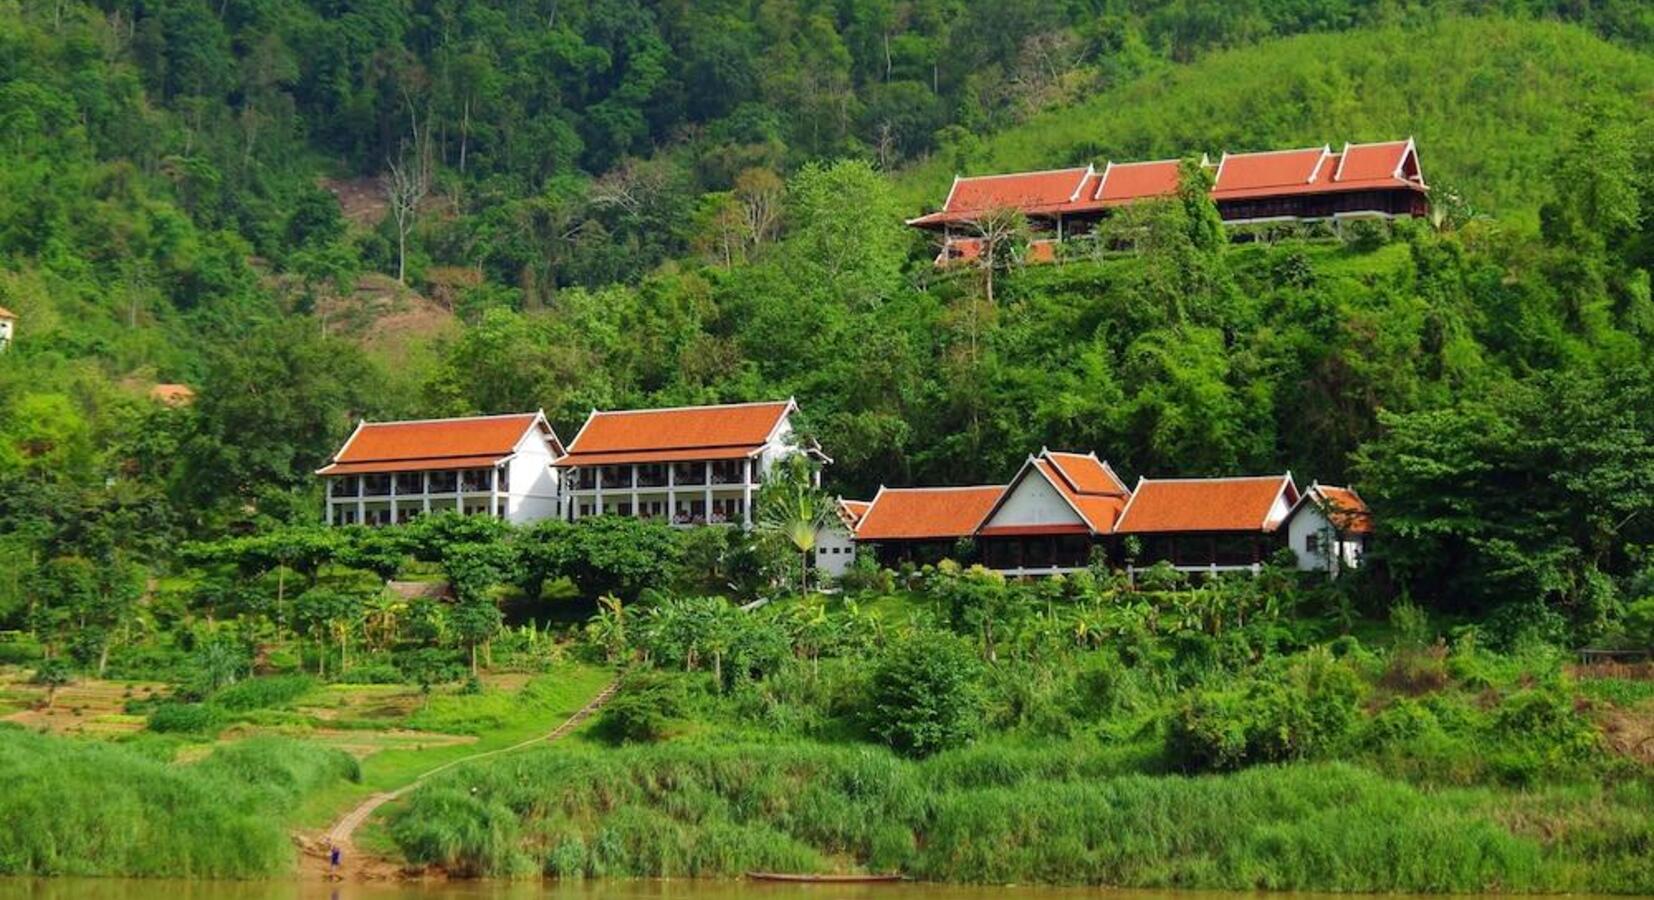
(554, 399, 819, 526)
(316, 412, 564, 526)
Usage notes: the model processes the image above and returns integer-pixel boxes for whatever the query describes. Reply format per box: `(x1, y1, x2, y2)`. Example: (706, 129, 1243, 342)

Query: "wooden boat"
(745, 872, 906, 883)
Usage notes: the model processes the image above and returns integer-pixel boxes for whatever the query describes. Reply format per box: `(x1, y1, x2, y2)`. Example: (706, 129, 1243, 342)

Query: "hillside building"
(0, 306, 14, 352)
(554, 399, 821, 526)
(317, 412, 565, 526)
(814, 499, 869, 579)
(909, 139, 1427, 264)
(1113, 474, 1300, 574)
(974, 450, 1130, 575)
(1283, 483, 1374, 575)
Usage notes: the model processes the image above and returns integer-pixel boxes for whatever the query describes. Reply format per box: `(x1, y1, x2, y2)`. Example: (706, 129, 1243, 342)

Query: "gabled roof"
(1094, 159, 1183, 204)
(978, 450, 1131, 537)
(0, 306, 15, 319)
(1334, 139, 1423, 186)
(148, 383, 196, 407)
(1212, 138, 1425, 201)
(854, 485, 1006, 542)
(1115, 474, 1298, 534)
(910, 138, 1426, 229)
(834, 498, 871, 532)
(1286, 483, 1374, 535)
(556, 400, 795, 467)
(316, 412, 559, 476)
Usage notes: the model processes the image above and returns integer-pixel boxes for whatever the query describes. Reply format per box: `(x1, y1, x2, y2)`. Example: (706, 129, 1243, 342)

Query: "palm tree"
(756, 460, 835, 595)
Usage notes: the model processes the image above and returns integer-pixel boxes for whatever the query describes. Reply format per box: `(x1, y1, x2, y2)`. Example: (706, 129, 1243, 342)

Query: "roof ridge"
(587, 399, 791, 416)
(359, 411, 540, 427)
(953, 165, 1091, 182)
(1135, 474, 1290, 484)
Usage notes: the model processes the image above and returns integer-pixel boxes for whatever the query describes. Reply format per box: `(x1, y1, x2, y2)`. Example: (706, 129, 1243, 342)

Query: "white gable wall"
(983, 471, 1084, 528)
(815, 517, 858, 579)
(1287, 504, 1364, 574)
(504, 426, 562, 525)
(1264, 486, 1295, 530)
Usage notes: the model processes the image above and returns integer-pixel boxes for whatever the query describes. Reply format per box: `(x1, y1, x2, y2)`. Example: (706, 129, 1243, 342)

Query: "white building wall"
(1287, 506, 1363, 574)
(505, 428, 561, 525)
(814, 520, 857, 579)
(0, 317, 12, 349)
(1264, 487, 1295, 530)
(983, 472, 1083, 528)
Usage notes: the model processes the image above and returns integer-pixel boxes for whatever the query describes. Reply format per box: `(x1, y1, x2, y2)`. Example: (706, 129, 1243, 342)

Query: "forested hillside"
(2, 1, 1653, 640)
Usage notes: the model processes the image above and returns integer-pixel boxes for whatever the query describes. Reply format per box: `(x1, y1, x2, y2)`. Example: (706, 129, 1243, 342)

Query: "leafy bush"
(1166, 648, 1363, 771)
(209, 674, 316, 711)
(866, 631, 983, 757)
(595, 671, 690, 744)
(146, 702, 225, 737)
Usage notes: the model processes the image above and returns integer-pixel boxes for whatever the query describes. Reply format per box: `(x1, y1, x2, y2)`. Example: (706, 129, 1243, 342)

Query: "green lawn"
(289, 661, 615, 830)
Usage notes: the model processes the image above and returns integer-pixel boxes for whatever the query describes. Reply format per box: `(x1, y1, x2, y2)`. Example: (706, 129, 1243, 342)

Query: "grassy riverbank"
(0, 730, 359, 878)
(385, 740, 1653, 891)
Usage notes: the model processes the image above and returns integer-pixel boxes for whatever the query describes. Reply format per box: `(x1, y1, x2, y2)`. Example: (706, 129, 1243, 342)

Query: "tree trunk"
(470, 641, 478, 676)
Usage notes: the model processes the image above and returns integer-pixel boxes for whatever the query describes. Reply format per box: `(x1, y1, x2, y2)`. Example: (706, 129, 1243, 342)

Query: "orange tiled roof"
(559, 400, 793, 466)
(1095, 159, 1182, 204)
(1115, 475, 1298, 534)
(910, 139, 1425, 227)
(317, 413, 551, 476)
(1297, 484, 1374, 535)
(1044, 451, 1130, 495)
(148, 383, 196, 406)
(1212, 139, 1424, 201)
(855, 485, 1006, 541)
(0, 306, 15, 319)
(839, 499, 871, 528)
(974, 450, 1130, 537)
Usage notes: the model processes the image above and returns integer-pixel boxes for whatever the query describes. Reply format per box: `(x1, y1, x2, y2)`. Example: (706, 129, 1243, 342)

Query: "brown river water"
(0, 883, 1643, 900)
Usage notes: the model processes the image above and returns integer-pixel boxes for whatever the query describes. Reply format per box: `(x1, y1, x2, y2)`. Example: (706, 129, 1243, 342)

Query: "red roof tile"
(1044, 451, 1130, 495)
(560, 401, 792, 466)
(839, 499, 871, 527)
(1296, 484, 1374, 535)
(944, 167, 1091, 215)
(1213, 146, 1330, 194)
(318, 454, 509, 476)
(320, 413, 550, 477)
(855, 485, 1005, 541)
(1334, 140, 1419, 184)
(1115, 475, 1297, 534)
(1095, 159, 1182, 204)
(0, 306, 15, 319)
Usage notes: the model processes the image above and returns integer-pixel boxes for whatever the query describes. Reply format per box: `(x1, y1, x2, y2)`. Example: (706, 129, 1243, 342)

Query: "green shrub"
(866, 631, 983, 757)
(596, 671, 689, 744)
(209, 674, 316, 711)
(146, 702, 225, 737)
(335, 663, 405, 684)
(1166, 649, 1363, 772)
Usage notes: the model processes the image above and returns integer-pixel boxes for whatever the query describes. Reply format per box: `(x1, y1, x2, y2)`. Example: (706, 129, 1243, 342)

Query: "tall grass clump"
(388, 741, 1601, 890)
(0, 728, 358, 877)
(209, 674, 317, 711)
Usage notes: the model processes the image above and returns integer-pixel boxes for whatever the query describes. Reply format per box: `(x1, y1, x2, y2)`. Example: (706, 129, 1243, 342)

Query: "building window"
(497, 466, 510, 492)
(578, 503, 593, 517)
(711, 459, 743, 485)
(577, 467, 598, 490)
(428, 470, 458, 493)
(395, 472, 424, 495)
(363, 474, 392, 497)
(600, 465, 633, 489)
(637, 463, 668, 487)
(331, 476, 361, 498)
(673, 461, 706, 485)
(1304, 533, 1321, 554)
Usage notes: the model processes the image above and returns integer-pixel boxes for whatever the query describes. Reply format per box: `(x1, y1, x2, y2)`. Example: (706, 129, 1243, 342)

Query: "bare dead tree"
(971, 206, 1031, 306)
(733, 167, 785, 251)
(383, 128, 432, 285)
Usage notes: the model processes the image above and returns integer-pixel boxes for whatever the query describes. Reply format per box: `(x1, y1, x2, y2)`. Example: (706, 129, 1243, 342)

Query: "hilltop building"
(909, 139, 1427, 264)
(554, 399, 821, 526)
(316, 412, 564, 526)
(0, 306, 14, 352)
